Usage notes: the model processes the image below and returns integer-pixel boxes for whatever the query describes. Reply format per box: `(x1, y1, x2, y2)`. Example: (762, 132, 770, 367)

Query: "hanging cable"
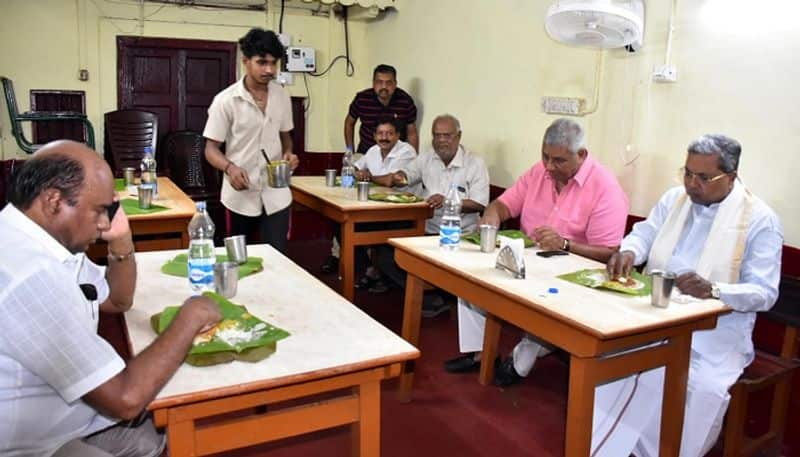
(279, 0, 285, 33)
(309, 5, 354, 77)
(302, 73, 311, 114)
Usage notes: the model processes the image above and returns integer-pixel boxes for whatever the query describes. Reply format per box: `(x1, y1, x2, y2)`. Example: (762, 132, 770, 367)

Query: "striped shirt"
(348, 87, 417, 154)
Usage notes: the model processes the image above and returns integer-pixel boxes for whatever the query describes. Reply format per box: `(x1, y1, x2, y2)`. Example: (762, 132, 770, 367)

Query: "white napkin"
(498, 236, 525, 272)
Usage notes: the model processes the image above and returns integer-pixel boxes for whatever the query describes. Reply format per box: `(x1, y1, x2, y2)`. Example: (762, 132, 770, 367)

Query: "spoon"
(260, 149, 271, 166)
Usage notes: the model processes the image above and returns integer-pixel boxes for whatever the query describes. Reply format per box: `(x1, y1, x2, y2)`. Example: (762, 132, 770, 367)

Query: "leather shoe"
(444, 353, 481, 373)
(320, 255, 339, 273)
(494, 357, 524, 387)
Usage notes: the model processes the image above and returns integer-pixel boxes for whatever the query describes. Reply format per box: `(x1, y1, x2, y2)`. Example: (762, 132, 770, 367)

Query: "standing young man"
(204, 28, 299, 253)
(322, 64, 419, 273)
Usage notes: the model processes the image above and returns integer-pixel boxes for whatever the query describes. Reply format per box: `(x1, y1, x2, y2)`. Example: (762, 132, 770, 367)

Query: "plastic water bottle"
(187, 201, 216, 293)
(439, 183, 462, 251)
(140, 146, 158, 198)
(341, 147, 355, 188)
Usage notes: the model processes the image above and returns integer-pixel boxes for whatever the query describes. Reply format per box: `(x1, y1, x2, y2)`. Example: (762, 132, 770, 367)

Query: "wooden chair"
(103, 109, 158, 175)
(2, 76, 95, 153)
(722, 275, 800, 457)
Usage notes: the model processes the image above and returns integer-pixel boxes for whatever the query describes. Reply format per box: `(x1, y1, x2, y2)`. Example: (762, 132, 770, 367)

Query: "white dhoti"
(457, 298, 544, 376)
(591, 347, 746, 457)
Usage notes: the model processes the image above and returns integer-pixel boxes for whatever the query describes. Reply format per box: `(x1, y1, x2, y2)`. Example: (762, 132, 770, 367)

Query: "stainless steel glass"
(224, 235, 248, 265)
(650, 269, 676, 308)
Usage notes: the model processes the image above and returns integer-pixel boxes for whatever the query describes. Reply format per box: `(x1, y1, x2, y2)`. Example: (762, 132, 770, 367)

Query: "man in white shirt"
(593, 134, 783, 457)
(354, 118, 417, 181)
(0, 140, 221, 457)
(373, 114, 490, 315)
(204, 28, 299, 253)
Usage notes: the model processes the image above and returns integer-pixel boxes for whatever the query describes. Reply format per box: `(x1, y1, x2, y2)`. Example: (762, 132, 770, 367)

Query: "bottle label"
(439, 225, 461, 246)
(341, 174, 355, 188)
(188, 257, 215, 287)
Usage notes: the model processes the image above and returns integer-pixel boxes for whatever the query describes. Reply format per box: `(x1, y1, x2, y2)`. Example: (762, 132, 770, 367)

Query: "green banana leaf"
(114, 178, 126, 191)
(461, 229, 536, 248)
(334, 177, 377, 187)
(557, 268, 651, 296)
(161, 254, 264, 278)
(368, 192, 424, 203)
(120, 198, 169, 215)
(150, 291, 290, 366)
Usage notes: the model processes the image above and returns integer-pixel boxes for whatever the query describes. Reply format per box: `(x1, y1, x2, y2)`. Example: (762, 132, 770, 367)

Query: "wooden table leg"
(659, 333, 691, 457)
(352, 379, 381, 457)
(478, 313, 502, 386)
(166, 416, 195, 457)
(398, 274, 424, 403)
(340, 220, 355, 302)
(565, 355, 597, 457)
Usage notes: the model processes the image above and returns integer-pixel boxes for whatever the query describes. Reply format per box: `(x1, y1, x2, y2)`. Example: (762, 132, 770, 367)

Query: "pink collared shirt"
(498, 155, 629, 247)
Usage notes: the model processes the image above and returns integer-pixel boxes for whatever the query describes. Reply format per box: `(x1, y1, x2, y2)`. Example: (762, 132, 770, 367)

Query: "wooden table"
(291, 176, 431, 302)
(124, 244, 419, 456)
(390, 236, 730, 457)
(88, 176, 196, 259)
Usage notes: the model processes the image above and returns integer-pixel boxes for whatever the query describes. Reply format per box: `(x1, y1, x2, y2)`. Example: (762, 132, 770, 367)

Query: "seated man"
(444, 118, 629, 386)
(373, 113, 490, 316)
(345, 117, 417, 292)
(592, 134, 782, 457)
(0, 140, 221, 457)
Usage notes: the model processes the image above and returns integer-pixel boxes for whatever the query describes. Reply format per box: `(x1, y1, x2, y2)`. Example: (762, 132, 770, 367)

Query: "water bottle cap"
(144, 146, 153, 154)
(196, 201, 206, 210)
(548, 287, 559, 294)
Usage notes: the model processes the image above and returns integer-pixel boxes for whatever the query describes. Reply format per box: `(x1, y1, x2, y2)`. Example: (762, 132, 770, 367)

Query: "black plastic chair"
(2, 76, 95, 154)
(103, 109, 158, 176)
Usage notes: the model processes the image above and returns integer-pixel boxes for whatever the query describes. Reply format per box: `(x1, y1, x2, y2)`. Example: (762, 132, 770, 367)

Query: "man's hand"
(226, 164, 250, 190)
(101, 195, 132, 243)
(479, 211, 500, 228)
(532, 226, 564, 251)
(607, 250, 636, 279)
(355, 169, 372, 182)
(283, 152, 299, 171)
(391, 171, 409, 187)
(177, 296, 222, 334)
(675, 272, 713, 299)
(426, 194, 445, 209)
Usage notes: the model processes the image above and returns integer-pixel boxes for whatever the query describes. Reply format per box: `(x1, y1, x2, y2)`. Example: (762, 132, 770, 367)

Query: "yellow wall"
(366, 0, 799, 245)
(0, 0, 370, 158)
(2, 0, 798, 244)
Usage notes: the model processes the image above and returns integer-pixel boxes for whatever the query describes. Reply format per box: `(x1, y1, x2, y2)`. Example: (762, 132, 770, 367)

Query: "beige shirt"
(203, 78, 294, 216)
(402, 145, 490, 234)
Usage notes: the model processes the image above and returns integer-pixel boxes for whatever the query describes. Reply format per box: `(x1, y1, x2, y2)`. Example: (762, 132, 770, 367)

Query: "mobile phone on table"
(536, 250, 568, 258)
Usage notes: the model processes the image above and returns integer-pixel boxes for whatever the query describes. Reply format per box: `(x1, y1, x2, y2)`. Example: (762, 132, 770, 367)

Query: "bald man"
(0, 141, 222, 457)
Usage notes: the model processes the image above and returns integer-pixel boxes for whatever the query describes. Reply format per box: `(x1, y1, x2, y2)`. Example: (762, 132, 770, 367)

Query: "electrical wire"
(590, 373, 641, 457)
(302, 73, 311, 114)
(279, 0, 285, 33)
(309, 5, 354, 77)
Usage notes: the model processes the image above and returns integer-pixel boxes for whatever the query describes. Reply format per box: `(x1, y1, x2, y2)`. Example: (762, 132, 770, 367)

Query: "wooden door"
(117, 37, 237, 148)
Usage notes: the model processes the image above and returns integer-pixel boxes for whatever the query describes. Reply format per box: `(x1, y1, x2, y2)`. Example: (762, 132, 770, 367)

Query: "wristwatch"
(710, 283, 721, 299)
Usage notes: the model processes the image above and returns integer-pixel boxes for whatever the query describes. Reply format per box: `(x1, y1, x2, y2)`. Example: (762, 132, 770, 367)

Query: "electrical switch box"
(286, 47, 315, 73)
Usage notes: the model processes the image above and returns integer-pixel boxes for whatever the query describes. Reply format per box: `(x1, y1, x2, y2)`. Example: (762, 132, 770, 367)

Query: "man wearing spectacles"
(595, 134, 783, 457)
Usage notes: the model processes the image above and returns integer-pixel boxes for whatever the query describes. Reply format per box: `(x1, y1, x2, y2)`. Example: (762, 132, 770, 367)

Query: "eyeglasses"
(433, 132, 458, 140)
(679, 167, 730, 185)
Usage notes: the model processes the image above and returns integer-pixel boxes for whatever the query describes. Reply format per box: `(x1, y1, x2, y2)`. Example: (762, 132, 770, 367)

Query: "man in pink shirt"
(444, 118, 630, 386)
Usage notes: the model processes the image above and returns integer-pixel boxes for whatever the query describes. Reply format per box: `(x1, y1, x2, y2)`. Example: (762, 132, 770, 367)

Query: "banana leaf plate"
(368, 192, 424, 203)
(461, 229, 536, 248)
(120, 198, 169, 215)
(557, 268, 651, 296)
(150, 291, 290, 366)
(161, 254, 264, 279)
